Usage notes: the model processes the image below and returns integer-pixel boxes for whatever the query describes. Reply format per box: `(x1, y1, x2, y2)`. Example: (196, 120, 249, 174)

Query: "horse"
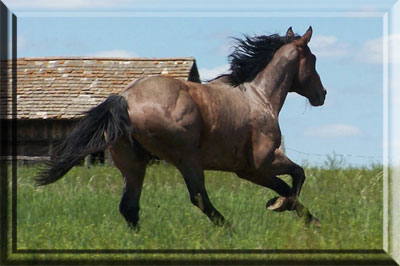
(36, 26, 326, 230)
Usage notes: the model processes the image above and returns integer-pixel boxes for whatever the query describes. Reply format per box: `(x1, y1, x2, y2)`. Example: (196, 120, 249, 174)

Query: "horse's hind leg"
(177, 155, 226, 226)
(109, 137, 148, 230)
(238, 171, 320, 226)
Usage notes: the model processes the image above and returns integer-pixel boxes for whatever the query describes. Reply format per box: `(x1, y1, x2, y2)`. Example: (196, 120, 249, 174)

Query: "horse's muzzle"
(310, 88, 326, 106)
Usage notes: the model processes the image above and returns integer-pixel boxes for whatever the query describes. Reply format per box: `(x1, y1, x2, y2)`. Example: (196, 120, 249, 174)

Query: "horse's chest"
(253, 110, 280, 135)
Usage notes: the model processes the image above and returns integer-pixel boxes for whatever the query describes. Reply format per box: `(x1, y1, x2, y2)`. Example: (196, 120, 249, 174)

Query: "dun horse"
(37, 27, 326, 229)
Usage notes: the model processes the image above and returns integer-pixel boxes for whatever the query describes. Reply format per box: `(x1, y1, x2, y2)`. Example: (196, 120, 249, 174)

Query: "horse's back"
(121, 76, 202, 164)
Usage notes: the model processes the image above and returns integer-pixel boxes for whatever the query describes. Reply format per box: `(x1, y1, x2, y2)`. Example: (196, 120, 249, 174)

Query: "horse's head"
(286, 27, 327, 106)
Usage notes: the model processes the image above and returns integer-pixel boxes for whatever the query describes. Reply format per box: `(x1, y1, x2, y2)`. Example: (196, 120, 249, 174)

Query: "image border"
(1, 1, 399, 265)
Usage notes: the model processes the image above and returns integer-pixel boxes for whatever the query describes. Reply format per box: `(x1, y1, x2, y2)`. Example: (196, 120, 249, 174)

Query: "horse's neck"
(249, 54, 298, 116)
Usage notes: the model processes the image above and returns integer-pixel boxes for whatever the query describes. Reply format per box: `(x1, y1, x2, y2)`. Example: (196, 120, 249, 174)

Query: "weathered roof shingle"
(2, 57, 199, 119)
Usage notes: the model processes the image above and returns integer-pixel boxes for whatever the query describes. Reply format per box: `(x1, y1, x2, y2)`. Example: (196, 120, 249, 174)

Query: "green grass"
(8, 161, 386, 261)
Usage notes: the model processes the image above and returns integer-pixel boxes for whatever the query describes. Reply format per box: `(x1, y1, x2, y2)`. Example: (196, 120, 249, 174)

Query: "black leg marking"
(119, 188, 140, 230)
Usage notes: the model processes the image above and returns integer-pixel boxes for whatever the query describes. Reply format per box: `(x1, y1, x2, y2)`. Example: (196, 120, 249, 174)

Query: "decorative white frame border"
(3, 1, 399, 264)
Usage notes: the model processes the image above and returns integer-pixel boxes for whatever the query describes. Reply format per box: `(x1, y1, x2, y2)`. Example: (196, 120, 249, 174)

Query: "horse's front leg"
(266, 149, 321, 226)
(238, 148, 320, 227)
(250, 132, 306, 203)
(268, 149, 305, 208)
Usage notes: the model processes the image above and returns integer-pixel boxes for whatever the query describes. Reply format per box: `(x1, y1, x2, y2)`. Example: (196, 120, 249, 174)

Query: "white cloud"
(309, 35, 351, 57)
(309, 34, 400, 65)
(92, 49, 139, 58)
(355, 37, 382, 64)
(355, 34, 400, 64)
(17, 34, 27, 50)
(198, 64, 230, 82)
(212, 42, 234, 56)
(304, 124, 361, 138)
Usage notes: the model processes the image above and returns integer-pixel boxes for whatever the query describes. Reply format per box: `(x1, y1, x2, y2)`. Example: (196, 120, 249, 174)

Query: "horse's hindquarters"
(123, 76, 203, 165)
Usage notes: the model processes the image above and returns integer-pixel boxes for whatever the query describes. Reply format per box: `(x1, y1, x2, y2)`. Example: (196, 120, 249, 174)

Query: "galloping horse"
(37, 27, 326, 229)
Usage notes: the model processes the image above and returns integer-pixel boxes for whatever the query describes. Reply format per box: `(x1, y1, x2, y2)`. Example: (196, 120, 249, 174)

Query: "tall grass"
(9, 161, 385, 261)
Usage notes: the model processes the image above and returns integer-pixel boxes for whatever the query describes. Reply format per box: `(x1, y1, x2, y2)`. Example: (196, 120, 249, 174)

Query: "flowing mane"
(217, 33, 301, 87)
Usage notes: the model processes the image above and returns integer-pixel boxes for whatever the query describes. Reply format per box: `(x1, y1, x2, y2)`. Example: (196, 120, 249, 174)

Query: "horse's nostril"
(324, 90, 327, 96)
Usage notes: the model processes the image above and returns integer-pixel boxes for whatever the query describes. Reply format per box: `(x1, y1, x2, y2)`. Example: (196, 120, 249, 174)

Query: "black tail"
(35, 95, 133, 186)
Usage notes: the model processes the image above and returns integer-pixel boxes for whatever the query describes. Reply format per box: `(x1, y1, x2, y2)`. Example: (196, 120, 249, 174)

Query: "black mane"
(216, 33, 300, 87)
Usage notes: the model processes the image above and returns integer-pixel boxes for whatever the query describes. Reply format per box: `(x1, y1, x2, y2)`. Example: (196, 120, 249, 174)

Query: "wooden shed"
(2, 57, 200, 162)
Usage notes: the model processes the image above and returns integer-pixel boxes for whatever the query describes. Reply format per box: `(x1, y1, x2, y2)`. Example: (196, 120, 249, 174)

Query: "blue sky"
(3, 0, 399, 166)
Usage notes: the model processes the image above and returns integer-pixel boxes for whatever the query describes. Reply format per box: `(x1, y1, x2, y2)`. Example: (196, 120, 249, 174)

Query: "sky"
(2, 0, 399, 167)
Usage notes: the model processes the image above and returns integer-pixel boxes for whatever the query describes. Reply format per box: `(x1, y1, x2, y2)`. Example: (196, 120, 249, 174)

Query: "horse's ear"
(297, 26, 312, 46)
(286, 27, 294, 39)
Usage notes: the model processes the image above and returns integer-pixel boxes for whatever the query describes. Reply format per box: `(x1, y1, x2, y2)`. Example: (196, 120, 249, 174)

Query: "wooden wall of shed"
(8, 119, 110, 164)
(14, 119, 78, 157)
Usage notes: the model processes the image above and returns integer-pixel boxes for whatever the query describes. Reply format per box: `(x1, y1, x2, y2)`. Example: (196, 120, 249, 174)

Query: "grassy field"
(7, 160, 388, 262)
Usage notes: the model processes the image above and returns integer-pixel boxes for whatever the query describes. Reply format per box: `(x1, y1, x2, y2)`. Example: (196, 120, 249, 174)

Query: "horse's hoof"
(223, 221, 237, 233)
(222, 220, 232, 228)
(127, 222, 140, 232)
(302, 213, 322, 228)
(311, 217, 322, 228)
(266, 196, 287, 212)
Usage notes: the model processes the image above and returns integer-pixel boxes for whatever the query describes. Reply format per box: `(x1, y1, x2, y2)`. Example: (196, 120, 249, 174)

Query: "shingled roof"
(2, 57, 200, 119)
